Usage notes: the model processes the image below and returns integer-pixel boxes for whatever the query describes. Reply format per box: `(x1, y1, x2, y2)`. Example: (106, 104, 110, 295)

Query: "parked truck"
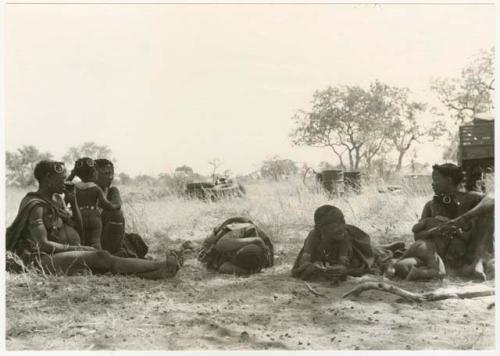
(458, 115, 494, 191)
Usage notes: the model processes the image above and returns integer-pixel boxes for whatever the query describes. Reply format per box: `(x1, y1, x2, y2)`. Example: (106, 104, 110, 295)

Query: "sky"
(5, 2, 496, 177)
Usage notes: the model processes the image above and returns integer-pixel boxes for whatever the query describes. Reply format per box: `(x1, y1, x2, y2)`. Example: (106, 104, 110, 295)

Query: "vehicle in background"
(185, 177, 246, 201)
(458, 114, 494, 192)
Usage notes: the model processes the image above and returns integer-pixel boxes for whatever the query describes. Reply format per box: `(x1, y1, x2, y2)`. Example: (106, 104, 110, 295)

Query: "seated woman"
(292, 205, 394, 281)
(393, 163, 494, 281)
(198, 217, 274, 275)
(6, 160, 181, 279)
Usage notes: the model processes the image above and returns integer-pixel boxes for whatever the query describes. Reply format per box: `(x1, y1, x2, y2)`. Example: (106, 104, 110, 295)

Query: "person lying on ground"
(66, 157, 120, 249)
(6, 160, 180, 279)
(392, 163, 494, 281)
(198, 217, 274, 275)
(292, 205, 400, 282)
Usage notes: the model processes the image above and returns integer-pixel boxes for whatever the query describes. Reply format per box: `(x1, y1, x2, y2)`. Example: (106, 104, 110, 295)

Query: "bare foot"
(472, 259, 486, 282)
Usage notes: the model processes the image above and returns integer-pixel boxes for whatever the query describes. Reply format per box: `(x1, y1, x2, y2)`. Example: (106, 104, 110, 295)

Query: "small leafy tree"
(260, 156, 298, 180)
(431, 47, 494, 124)
(383, 90, 445, 171)
(62, 142, 114, 166)
(174, 165, 194, 176)
(118, 172, 132, 185)
(6, 146, 53, 187)
(208, 158, 223, 181)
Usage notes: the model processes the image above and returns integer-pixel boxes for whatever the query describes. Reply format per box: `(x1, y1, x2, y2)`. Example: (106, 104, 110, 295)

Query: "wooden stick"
(343, 282, 495, 302)
(305, 281, 325, 297)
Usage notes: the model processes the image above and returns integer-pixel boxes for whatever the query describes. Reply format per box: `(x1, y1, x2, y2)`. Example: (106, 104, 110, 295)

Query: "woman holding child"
(394, 163, 494, 281)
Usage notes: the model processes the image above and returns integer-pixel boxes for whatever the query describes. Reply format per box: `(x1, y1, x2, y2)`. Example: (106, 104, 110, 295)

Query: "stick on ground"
(305, 281, 325, 297)
(343, 282, 495, 302)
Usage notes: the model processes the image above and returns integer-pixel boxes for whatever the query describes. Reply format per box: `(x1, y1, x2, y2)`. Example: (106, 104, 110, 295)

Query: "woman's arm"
(28, 206, 94, 253)
(413, 202, 433, 240)
(107, 187, 123, 210)
(65, 186, 83, 236)
(96, 186, 120, 210)
(443, 192, 494, 228)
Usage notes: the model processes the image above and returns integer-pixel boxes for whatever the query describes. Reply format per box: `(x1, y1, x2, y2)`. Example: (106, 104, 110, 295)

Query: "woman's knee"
(91, 250, 116, 270)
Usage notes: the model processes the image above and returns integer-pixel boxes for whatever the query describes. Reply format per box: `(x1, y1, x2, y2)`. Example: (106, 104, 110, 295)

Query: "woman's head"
(314, 205, 346, 242)
(95, 158, 114, 188)
(432, 163, 465, 195)
(232, 244, 266, 272)
(74, 157, 97, 182)
(34, 160, 67, 194)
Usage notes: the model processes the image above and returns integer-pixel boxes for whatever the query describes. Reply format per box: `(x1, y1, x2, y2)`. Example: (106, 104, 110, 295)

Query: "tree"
(174, 165, 194, 176)
(62, 142, 114, 166)
(383, 89, 445, 171)
(291, 81, 399, 171)
(6, 146, 53, 187)
(133, 174, 156, 185)
(318, 161, 340, 171)
(431, 47, 494, 124)
(208, 158, 223, 181)
(260, 156, 298, 180)
(118, 172, 132, 185)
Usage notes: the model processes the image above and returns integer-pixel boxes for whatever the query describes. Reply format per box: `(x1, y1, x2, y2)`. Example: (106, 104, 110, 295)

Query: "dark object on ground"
(113, 233, 149, 259)
(185, 180, 245, 201)
(378, 185, 403, 194)
(343, 281, 495, 302)
(316, 170, 344, 196)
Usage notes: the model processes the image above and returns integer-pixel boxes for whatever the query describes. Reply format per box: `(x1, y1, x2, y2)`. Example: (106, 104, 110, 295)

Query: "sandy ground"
(6, 241, 495, 351)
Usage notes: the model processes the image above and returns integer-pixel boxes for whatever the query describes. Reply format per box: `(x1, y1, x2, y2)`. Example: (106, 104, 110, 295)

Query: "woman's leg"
(102, 222, 125, 254)
(101, 209, 125, 254)
(39, 250, 178, 279)
(81, 211, 103, 250)
(87, 212, 103, 250)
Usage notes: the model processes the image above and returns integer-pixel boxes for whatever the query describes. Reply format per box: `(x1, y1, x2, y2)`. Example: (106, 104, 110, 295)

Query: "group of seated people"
(6, 160, 495, 283)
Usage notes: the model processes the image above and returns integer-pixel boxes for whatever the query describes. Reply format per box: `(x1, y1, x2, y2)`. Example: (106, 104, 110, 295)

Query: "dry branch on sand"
(304, 282, 325, 297)
(343, 282, 495, 303)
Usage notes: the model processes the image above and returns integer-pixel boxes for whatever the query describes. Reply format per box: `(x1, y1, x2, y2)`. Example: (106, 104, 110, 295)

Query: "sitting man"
(198, 217, 274, 275)
(292, 205, 398, 281)
(393, 163, 494, 281)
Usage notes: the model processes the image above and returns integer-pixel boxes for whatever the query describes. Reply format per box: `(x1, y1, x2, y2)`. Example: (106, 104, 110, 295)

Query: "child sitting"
(390, 216, 458, 281)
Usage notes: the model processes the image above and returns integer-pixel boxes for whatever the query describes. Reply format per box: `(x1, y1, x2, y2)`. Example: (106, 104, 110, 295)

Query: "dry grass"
(5, 177, 495, 351)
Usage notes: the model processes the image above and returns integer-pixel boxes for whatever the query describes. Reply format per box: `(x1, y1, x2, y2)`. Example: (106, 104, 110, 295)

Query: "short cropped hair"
(432, 163, 465, 185)
(74, 157, 97, 181)
(34, 160, 65, 182)
(95, 158, 114, 170)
